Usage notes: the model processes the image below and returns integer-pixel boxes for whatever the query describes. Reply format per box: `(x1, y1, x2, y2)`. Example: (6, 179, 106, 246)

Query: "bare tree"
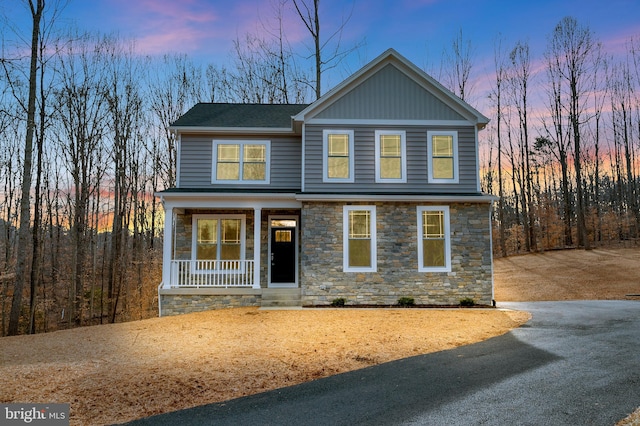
(103, 37, 146, 322)
(0, 112, 22, 335)
(509, 40, 536, 251)
(208, 30, 309, 104)
(541, 55, 573, 247)
(291, 0, 359, 99)
(546, 16, 600, 249)
(608, 54, 639, 238)
(489, 35, 508, 257)
(147, 54, 202, 189)
(53, 31, 109, 326)
(6, 0, 45, 336)
(441, 29, 476, 102)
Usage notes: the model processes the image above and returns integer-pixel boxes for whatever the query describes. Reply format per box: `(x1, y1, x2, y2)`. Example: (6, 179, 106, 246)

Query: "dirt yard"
(1, 247, 638, 425)
(494, 247, 640, 302)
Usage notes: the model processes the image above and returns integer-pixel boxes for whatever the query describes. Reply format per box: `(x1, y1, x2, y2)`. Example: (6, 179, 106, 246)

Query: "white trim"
(416, 206, 451, 272)
(158, 192, 497, 205)
(159, 196, 301, 211)
(427, 130, 459, 184)
(253, 208, 261, 289)
(375, 130, 407, 183)
(268, 215, 299, 288)
(161, 206, 175, 289)
(175, 133, 182, 187)
(295, 193, 497, 203)
(307, 118, 472, 127)
(323, 129, 355, 183)
(158, 191, 298, 200)
(301, 123, 306, 192)
(488, 205, 495, 302)
(212, 140, 271, 184)
(475, 126, 481, 193)
(343, 205, 377, 273)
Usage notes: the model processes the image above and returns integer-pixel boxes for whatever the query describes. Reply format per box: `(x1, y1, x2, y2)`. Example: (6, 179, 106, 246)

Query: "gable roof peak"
(294, 48, 489, 129)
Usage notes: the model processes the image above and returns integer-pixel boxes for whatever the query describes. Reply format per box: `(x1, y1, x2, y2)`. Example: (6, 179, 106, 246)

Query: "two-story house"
(157, 49, 494, 316)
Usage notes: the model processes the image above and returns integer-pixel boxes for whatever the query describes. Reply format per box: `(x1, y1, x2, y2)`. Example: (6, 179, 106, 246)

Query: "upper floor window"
(427, 131, 458, 183)
(212, 140, 270, 184)
(343, 206, 377, 272)
(375, 130, 407, 183)
(323, 130, 354, 182)
(416, 206, 451, 272)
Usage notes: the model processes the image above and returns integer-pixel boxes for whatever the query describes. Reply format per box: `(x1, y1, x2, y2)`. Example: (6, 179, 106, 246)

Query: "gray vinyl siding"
(179, 134, 302, 190)
(303, 124, 479, 194)
(314, 64, 466, 121)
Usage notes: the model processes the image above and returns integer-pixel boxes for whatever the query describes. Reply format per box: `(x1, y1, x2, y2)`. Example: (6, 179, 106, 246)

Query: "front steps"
(261, 288, 301, 308)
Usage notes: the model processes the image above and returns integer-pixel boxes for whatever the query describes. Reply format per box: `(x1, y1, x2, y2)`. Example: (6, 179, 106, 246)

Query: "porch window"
(375, 130, 406, 182)
(417, 206, 451, 272)
(193, 215, 245, 269)
(427, 131, 458, 183)
(343, 206, 376, 272)
(323, 130, 355, 182)
(212, 140, 270, 183)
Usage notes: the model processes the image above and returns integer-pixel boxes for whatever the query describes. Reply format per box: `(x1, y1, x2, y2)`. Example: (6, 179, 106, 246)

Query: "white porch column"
(253, 207, 262, 289)
(161, 204, 174, 289)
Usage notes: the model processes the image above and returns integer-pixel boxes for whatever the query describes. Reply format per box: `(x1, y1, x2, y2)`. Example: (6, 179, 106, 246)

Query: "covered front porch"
(157, 191, 301, 315)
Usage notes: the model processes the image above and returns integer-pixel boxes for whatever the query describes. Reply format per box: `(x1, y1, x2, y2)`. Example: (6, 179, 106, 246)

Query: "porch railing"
(170, 259, 255, 288)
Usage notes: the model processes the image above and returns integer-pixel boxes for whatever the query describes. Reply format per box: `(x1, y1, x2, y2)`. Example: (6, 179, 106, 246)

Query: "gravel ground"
(1, 246, 638, 425)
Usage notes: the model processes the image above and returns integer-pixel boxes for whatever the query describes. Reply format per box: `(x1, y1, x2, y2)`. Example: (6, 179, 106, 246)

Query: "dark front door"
(270, 227, 296, 284)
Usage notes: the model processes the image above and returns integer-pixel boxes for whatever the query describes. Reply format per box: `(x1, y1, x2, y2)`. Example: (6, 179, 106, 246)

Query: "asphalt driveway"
(123, 301, 640, 425)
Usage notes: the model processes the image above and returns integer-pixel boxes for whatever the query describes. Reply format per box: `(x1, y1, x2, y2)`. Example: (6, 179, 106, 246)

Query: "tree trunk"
(9, 0, 44, 336)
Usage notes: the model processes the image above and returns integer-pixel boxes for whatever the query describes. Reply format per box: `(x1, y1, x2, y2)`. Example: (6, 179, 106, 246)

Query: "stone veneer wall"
(159, 290, 261, 316)
(300, 201, 493, 306)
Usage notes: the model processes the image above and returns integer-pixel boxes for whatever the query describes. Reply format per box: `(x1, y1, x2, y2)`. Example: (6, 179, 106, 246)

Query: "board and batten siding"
(178, 134, 302, 190)
(313, 63, 466, 121)
(303, 124, 479, 194)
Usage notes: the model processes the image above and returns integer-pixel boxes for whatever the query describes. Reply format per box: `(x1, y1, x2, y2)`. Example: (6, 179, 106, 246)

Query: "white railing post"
(161, 205, 174, 289)
(253, 208, 261, 289)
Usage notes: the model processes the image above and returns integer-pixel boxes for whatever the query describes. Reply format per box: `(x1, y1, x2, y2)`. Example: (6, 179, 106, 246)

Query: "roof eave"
(169, 126, 299, 135)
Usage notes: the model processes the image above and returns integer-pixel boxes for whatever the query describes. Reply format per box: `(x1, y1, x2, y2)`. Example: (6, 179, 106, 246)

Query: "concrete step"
(261, 288, 301, 308)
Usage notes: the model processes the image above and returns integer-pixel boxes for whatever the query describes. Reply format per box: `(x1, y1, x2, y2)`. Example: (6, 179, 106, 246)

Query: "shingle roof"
(170, 103, 309, 129)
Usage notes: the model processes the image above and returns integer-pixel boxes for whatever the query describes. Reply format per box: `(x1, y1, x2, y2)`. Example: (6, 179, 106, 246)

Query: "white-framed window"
(212, 140, 270, 184)
(192, 214, 246, 270)
(427, 130, 458, 183)
(323, 130, 355, 182)
(343, 206, 376, 272)
(375, 130, 407, 183)
(417, 206, 451, 272)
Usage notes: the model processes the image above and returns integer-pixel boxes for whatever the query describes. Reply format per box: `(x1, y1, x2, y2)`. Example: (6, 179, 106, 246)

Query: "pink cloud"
(103, 0, 228, 55)
(600, 26, 640, 57)
(121, 0, 314, 59)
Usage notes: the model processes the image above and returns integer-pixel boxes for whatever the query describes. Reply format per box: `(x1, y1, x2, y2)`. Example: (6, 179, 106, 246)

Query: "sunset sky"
(3, 0, 640, 101)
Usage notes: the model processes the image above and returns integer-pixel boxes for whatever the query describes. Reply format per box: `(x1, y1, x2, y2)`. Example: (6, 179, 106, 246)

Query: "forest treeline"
(1, 1, 638, 335)
(482, 20, 640, 256)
